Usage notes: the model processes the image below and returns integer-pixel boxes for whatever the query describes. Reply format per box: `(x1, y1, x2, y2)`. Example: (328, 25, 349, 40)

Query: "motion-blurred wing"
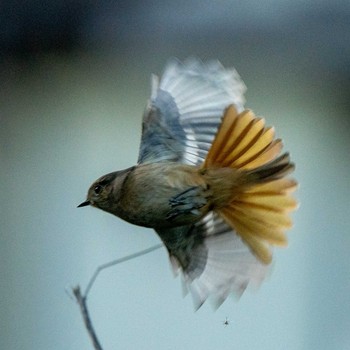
(138, 58, 246, 165)
(187, 213, 270, 309)
(156, 211, 269, 309)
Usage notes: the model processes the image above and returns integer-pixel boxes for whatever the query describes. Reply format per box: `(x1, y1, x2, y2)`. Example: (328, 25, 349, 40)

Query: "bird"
(78, 58, 298, 309)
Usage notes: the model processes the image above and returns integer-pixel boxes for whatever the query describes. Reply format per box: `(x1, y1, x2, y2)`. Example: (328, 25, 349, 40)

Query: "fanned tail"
(204, 106, 298, 264)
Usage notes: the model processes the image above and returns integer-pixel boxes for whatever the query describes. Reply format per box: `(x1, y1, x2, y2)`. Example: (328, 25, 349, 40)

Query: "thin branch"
(72, 243, 164, 350)
(84, 243, 164, 298)
(73, 286, 103, 350)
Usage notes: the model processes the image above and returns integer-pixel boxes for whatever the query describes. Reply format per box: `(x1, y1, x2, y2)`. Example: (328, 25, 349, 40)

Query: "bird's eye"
(94, 185, 103, 195)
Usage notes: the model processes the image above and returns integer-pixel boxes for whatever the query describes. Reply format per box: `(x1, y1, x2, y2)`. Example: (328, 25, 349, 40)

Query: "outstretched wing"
(138, 58, 246, 165)
(156, 211, 270, 309)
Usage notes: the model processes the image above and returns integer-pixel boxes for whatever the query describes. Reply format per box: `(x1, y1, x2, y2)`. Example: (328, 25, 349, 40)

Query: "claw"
(167, 186, 209, 222)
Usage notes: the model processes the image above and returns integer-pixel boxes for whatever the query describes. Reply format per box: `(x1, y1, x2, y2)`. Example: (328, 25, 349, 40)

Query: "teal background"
(1, 2, 350, 349)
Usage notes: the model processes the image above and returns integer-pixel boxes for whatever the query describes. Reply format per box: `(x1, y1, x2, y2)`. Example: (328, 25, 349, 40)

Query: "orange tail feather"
(204, 105, 298, 263)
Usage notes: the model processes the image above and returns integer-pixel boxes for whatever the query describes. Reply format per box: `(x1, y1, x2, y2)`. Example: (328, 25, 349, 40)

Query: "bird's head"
(78, 171, 118, 212)
(78, 167, 134, 214)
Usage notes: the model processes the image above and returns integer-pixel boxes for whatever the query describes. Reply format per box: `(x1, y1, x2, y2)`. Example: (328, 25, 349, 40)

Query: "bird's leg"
(166, 185, 210, 221)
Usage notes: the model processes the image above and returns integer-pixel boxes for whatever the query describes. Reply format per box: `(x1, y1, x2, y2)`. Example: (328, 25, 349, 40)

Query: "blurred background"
(1, 1, 350, 349)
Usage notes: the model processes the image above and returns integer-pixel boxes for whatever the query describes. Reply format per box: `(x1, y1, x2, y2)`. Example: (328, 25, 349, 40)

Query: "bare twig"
(84, 243, 163, 298)
(72, 243, 164, 350)
(73, 286, 103, 350)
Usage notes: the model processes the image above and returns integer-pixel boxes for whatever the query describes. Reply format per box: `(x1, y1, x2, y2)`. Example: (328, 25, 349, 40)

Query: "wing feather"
(158, 212, 270, 309)
(138, 58, 246, 165)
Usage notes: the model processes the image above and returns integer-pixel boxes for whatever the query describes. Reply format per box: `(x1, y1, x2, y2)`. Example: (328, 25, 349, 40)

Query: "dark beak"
(77, 200, 90, 208)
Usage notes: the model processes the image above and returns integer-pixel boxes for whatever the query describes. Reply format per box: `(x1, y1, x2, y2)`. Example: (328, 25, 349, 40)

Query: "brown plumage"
(78, 58, 297, 309)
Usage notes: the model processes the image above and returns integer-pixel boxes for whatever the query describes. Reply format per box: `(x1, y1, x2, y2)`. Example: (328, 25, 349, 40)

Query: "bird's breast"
(113, 163, 207, 228)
